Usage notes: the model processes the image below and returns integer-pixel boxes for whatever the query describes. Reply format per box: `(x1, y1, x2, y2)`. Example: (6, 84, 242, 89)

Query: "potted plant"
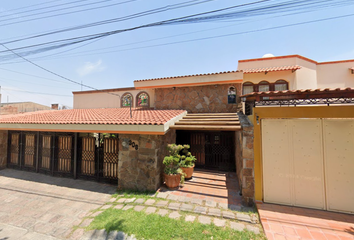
(179, 145, 196, 179)
(163, 144, 184, 189)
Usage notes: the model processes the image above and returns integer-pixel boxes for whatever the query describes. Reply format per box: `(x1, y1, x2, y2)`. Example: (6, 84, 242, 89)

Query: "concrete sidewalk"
(0, 169, 116, 240)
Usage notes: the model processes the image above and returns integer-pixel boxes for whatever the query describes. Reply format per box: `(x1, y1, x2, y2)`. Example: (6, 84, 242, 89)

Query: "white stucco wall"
(238, 56, 298, 70)
(73, 89, 155, 109)
(294, 58, 317, 90)
(317, 61, 354, 88)
(238, 55, 319, 90)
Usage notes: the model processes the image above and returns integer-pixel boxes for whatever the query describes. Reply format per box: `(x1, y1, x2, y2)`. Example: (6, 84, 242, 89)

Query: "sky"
(0, 0, 353, 108)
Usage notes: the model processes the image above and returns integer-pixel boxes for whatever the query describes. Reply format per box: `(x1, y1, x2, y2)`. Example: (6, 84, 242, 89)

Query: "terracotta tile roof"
(242, 65, 301, 74)
(240, 87, 354, 98)
(134, 70, 240, 82)
(0, 108, 186, 125)
(73, 87, 135, 95)
(238, 54, 318, 64)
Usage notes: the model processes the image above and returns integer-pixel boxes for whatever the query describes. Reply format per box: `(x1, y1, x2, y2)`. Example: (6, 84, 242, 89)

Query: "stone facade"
(236, 113, 254, 206)
(0, 130, 8, 169)
(118, 130, 176, 191)
(155, 83, 242, 113)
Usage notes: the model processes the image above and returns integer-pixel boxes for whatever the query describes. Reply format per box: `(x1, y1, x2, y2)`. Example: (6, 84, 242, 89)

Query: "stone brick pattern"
(155, 83, 242, 113)
(118, 130, 176, 191)
(0, 130, 8, 169)
(236, 113, 254, 206)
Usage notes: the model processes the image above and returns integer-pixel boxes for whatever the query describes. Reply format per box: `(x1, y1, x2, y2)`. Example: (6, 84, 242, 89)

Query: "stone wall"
(118, 130, 176, 191)
(0, 131, 8, 169)
(236, 112, 254, 206)
(155, 83, 242, 113)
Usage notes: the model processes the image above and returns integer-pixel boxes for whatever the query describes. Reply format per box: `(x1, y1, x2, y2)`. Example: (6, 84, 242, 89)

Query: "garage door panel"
(262, 119, 292, 205)
(291, 119, 325, 209)
(323, 119, 354, 213)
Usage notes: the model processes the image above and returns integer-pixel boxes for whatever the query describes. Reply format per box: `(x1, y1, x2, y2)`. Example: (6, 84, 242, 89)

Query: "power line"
(0, 76, 75, 89)
(0, 0, 93, 19)
(0, 42, 122, 101)
(0, 0, 139, 27)
(0, 42, 102, 90)
(0, 67, 77, 85)
(4, 11, 353, 64)
(1, 0, 214, 44)
(0, 0, 276, 57)
(1, 87, 73, 97)
(0, 0, 353, 62)
(3, 0, 63, 12)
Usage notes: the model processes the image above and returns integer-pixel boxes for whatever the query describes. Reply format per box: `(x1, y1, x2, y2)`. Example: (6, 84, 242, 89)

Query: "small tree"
(163, 144, 197, 185)
(163, 144, 183, 175)
(179, 144, 196, 168)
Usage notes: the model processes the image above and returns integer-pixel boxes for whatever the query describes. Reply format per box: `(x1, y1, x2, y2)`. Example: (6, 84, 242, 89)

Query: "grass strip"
(88, 208, 265, 240)
(112, 190, 156, 199)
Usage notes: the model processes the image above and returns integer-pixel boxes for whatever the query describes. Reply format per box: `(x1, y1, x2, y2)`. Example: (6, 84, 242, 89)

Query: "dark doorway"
(176, 130, 235, 171)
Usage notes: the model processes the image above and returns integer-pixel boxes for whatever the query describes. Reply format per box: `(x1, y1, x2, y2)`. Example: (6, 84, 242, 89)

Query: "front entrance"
(262, 118, 354, 214)
(177, 131, 235, 171)
(7, 131, 119, 184)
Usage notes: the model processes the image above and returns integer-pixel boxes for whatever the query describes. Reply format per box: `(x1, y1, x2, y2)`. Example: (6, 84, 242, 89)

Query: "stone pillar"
(118, 130, 176, 191)
(236, 113, 255, 206)
(0, 130, 8, 169)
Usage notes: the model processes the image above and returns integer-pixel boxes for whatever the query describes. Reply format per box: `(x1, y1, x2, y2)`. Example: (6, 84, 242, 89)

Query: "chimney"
(51, 104, 59, 110)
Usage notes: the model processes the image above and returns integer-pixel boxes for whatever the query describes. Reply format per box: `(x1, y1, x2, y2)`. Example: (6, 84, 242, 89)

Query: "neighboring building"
(0, 54, 353, 212)
(0, 102, 51, 115)
(238, 54, 354, 95)
(239, 55, 354, 214)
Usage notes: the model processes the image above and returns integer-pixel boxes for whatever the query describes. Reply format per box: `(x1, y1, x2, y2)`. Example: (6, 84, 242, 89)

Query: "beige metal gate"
(262, 118, 354, 214)
(323, 119, 354, 213)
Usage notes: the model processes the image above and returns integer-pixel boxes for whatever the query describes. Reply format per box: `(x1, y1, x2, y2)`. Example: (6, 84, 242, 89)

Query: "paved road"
(0, 169, 116, 240)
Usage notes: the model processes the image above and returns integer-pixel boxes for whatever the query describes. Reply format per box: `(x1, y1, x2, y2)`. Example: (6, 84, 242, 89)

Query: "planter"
(181, 164, 194, 179)
(163, 173, 181, 189)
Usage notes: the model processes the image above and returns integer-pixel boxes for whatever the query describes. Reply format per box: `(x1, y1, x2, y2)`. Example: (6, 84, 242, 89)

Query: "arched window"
(121, 93, 133, 108)
(136, 91, 150, 107)
(242, 82, 254, 95)
(274, 80, 289, 91)
(258, 81, 270, 92)
(227, 86, 236, 104)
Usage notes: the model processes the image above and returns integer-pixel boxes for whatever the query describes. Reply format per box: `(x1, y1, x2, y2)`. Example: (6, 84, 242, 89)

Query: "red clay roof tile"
(134, 70, 240, 82)
(242, 65, 301, 74)
(0, 108, 186, 125)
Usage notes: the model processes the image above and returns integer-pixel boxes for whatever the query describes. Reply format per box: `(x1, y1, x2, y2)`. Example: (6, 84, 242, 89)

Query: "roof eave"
(0, 123, 166, 135)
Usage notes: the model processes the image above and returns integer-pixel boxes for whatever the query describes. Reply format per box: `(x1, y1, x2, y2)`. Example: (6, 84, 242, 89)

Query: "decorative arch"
(274, 79, 289, 91)
(258, 81, 270, 92)
(121, 92, 133, 108)
(242, 82, 255, 95)
(136, 91, 150, 107)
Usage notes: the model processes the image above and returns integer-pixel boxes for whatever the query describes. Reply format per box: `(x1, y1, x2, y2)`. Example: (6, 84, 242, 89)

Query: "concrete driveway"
(0, 169, 116, 240)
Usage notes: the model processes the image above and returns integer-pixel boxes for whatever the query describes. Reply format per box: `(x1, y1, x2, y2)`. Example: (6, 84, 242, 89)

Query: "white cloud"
(77, 59, 106, 76)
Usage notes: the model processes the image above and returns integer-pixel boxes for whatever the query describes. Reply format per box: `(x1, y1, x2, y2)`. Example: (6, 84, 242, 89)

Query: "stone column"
(118, 130, 176, 191)
(241, 126, 254, 206)
(236, 113, 255, 206)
